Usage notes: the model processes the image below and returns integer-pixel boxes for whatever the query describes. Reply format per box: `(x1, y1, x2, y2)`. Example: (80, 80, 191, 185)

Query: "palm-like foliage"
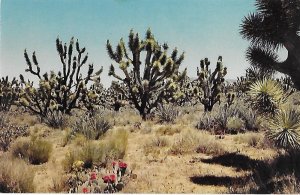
(266, 108, 300, 150)
(240, 0, 300, 89)
(249, 78, 286, 114)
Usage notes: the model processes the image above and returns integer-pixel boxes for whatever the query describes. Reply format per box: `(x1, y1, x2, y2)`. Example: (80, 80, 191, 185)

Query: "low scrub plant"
(43, 110, 68, 129)
(0, 124, 29, 151)
(11, 136, 52, 165)
(63, 129, 129, 172)
(156, 125, 182, 135)
(0, 155, 35, 192)
(227, 116, 245, 134)
(156, 104, 180, 124)
(71, 113, 112, 140)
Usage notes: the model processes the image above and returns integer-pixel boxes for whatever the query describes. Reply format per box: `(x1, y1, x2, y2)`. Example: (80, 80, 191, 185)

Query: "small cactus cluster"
(106, 29, 187, 119)
(18, 37, 103, 118)
(195, 56, 231, 111)
(0, 76, 21, 111)
(67, 160, 132, 193)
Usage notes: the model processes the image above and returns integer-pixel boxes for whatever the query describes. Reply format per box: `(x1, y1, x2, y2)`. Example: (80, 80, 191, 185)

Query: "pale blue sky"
(1, 0, 258, 87)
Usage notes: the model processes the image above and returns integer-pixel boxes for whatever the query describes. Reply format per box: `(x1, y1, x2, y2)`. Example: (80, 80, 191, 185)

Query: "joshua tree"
(240, 0, 300, 89)
(19, 37, 102, 118)
(106, 29, 187, 119)
(195, 56, 228, 111)
(0, 76, 21, 111)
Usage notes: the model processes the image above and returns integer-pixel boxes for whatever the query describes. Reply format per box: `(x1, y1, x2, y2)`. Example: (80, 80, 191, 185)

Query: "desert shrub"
(0, 155, 35, 192)
(143, 135, 170, 157)
(227, 116, 245, 134)
(71, 113, 112, 140)
(156, 104, 179, 123)
(169, 129, 225, 155)
(0, 112, 9, 127)
(43, 110, 68, 129)
(236, 105, 260, 131)
(11, 136, 52, 165)
(73, 134, 88, 147)
(195, 113, 215, 131)
(156, 125, 182, 135)
(145, 136, 169, 148)
(0, 124, 29, 151)
(103, 129, 129, 160)
(196, 139, 226, 156)
(49, 174, 68, 193)
(266, 107, 300, 150)
(80, 142, 105, 168)
(234, 133, 264, 148)
(63, 129, 129, 172)
(61, 128, 74, 147)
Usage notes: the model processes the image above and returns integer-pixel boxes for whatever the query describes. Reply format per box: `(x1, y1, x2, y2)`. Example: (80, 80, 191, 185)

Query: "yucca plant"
(266, 107, 300, 150)
(249, 78, 286, 114)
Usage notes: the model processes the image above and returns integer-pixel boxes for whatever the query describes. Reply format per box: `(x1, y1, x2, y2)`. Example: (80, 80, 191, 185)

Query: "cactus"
(195, 56, 228, 111)
(0, 76, 21, 111)
(106, 29, 186, 119)
(18, 37, 103, 118)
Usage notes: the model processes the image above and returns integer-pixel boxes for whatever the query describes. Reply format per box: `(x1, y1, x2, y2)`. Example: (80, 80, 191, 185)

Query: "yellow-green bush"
(11, 136, 52, 165)
(62, 129, 129, 171)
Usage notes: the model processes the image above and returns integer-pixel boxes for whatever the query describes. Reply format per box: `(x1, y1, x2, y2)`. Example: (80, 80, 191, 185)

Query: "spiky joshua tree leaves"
(195, 56, 229, 111)
(19, 37, 103, 118)
(240, 0, 300, 89)
(249, 78, 291, 115)
(266, 107, 300, 150)
(106, 29, 187, 119)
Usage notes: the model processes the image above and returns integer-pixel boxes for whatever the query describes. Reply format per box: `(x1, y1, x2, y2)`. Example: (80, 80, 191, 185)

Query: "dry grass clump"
(140, 121, 154, 134)
(71, 113, 112, 140)
(156, 124, 182, 135)
(11, 136, 52, 165)
(48, 173, 68, 193)
(156, 104, 180, 124)
(112, 108, 142, 126)
(227, 116, 245, 133)
(233, 133, 265, 148)
(0, 155, 35, 192)
(43, 110, 69, 129)
(169, 127, 226, 155)
(63, 128, 129, 171)
(143, 135, 170, 156)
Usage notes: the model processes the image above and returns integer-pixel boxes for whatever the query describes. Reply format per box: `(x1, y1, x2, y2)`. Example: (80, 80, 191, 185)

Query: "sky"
(1, 0, 264, 87)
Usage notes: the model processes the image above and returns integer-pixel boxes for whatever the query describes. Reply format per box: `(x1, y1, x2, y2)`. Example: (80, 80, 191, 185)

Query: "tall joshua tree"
(195, 56, 229, 111)
(19, 37, 102, 118)
(240, 0, 300, 89)
(106, 29, 187, 119)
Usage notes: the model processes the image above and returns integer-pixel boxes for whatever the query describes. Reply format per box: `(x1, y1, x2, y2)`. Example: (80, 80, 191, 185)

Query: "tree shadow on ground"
(201, 152, 263, 171)
(190, 175, 250, 186)
(190, 151, 300, 193)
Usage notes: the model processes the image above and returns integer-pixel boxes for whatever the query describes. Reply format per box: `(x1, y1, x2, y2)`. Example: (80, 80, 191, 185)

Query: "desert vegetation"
(0, 0, 300, 193)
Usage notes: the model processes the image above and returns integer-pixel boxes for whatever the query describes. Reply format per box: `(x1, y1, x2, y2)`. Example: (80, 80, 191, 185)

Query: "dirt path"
(32, 129, 69, 192)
